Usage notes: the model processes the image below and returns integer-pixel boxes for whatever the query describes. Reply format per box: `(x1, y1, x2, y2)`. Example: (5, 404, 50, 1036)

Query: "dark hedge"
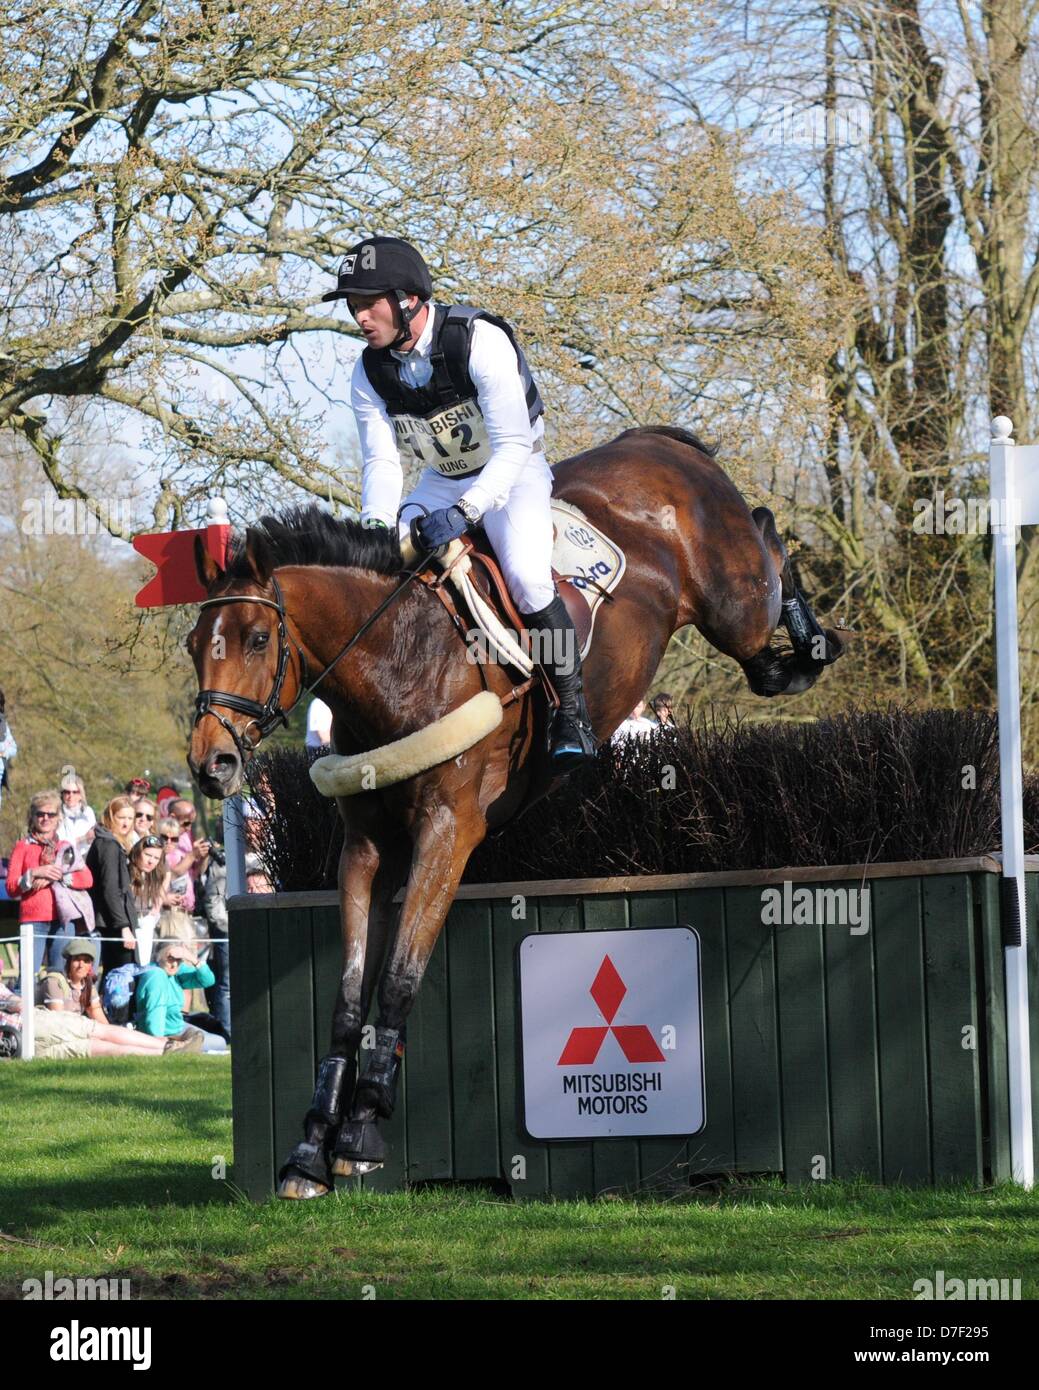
(244, 707, 1039, 891)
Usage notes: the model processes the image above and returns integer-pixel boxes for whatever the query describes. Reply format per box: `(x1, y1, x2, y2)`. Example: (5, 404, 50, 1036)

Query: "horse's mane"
(617, 425, 718, 458)
(225, 505, 405, 578)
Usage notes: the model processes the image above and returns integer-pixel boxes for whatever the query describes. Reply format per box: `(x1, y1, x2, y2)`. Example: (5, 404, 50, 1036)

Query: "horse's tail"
(741, 507, 845, 698)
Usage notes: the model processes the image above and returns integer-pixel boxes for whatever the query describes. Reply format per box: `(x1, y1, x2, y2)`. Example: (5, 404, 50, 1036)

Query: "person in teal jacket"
(134, 944, 227, 1052)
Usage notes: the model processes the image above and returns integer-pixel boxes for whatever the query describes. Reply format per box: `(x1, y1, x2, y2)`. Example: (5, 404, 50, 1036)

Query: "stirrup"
(550, 707, 598, 770)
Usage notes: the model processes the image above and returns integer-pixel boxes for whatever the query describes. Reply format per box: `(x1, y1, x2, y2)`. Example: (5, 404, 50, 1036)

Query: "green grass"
(2, 1059, 1037, 1299)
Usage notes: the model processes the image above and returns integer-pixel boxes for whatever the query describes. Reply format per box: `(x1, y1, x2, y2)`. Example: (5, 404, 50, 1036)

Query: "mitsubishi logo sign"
(558, 956, 666, 1064)
(520, 927, 704, 1139)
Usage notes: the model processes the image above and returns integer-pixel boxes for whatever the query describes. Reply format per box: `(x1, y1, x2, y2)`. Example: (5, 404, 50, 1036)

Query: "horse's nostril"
(206, 753, 240, 780)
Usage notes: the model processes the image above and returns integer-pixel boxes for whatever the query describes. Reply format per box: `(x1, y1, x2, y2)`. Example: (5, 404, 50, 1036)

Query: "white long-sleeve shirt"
(351, 303, 545, 525)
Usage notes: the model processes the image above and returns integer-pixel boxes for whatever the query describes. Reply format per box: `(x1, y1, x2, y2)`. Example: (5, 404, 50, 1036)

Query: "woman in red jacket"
(6, 789, 94, 992)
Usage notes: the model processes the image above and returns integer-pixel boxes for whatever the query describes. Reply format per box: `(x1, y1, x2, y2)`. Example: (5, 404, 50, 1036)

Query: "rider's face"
(349, 293, 423, 350)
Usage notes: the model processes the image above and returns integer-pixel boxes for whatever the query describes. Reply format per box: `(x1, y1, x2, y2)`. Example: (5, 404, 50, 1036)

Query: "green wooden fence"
(227, 857, 1039, 1199)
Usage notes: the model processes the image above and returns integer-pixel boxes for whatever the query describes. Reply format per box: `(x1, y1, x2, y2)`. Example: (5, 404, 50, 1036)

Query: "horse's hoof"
(332, 1118, 387, 1172)
(330, 1155, 357, 1177)
(277, 1173, 332, 1199)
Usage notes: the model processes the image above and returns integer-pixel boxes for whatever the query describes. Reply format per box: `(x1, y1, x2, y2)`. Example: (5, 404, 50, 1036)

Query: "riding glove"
(414, 505, 470, 552)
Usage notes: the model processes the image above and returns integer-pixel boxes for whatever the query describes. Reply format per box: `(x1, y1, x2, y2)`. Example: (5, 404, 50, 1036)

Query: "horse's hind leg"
(752, 508, 796, 600)
(742, 507, 844, 697)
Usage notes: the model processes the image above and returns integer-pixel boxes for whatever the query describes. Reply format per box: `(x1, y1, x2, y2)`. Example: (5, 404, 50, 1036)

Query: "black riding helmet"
(322, 236, 433, 348)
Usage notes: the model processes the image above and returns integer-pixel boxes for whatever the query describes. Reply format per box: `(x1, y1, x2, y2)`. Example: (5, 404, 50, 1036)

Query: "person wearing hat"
(36, 938, 108, 1021)
(55, 771, 96, 850)
(328, 235, 597, 772)
(31, 940, 176, 1057)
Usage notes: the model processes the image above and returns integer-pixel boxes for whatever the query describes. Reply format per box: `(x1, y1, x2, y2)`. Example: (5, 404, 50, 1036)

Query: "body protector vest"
(361, 304, 544, 479)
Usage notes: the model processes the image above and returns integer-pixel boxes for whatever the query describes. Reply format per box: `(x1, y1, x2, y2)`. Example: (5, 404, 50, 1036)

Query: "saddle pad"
(449, 499, 626, 675)
(550, 498, 626, 656)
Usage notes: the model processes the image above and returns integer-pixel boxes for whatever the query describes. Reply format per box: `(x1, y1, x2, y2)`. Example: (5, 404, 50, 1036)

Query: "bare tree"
(0, 0, 845, 534)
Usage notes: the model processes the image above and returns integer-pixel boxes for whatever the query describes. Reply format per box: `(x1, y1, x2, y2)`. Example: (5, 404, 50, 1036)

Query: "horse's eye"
(251, 631, 270, 650)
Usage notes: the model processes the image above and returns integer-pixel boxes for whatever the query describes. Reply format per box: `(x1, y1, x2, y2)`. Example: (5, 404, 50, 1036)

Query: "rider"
(325, 234, 597, 771)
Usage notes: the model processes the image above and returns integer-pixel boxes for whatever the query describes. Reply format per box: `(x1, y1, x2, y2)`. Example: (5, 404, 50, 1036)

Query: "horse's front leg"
(278, 825, 397, 1199)
(333, 796, 485, 1173)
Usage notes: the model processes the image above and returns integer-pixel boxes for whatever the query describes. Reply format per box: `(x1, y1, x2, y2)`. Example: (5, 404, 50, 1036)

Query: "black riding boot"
(522, 593, 598, 772)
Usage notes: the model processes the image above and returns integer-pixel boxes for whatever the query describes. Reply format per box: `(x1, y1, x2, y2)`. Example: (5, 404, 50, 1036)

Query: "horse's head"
(186, 530, 303, 799)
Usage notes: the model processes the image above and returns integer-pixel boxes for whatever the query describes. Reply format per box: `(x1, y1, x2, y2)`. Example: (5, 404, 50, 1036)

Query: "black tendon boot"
(522, 593, 598, 772)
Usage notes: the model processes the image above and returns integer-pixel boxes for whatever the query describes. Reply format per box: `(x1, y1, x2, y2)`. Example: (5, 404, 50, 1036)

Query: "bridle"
(193, 576, 308, 764)
(192, 547, 433, 767)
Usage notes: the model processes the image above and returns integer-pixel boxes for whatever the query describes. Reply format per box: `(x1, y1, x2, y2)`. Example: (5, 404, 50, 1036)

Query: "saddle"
(405, 500, 626, 679)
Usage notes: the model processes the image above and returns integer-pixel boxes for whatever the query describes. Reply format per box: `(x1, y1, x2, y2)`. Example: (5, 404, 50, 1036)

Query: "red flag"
(133, 524, 231, 607)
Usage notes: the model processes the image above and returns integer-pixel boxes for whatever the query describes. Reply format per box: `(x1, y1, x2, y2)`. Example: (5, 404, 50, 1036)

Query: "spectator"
(0, 978, 21, 1057)
(306, 697, 333, 750)
(0, 688, 16, 812)
(649, 693, 677, 730)
(128, 834, 171, 964)
(135, 943, 227, 1052)
(46, 836, 98, 967)
(55, 771, 97, 849)
(156, 815, 197, 914)
(246, 868, 273, 894)
(36, 937, 107, 1021)
(610, 699, 657, 745)
(125, 777, 151, 799)
(154, 815, 210, 1009)
(86, 796, 140, 973)
(171, 798, 212, 884)
(198, 832, 230, 1040)
(241, 772, 272, 854)
(130, 798, 156, 847)
(29, 940, 180, 1057)
(5, 790, 94, 989)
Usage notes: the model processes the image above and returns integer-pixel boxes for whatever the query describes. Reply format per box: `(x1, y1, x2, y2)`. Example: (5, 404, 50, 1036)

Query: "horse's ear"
(244, 528, 272, 585)
(194, 534, 223, 590)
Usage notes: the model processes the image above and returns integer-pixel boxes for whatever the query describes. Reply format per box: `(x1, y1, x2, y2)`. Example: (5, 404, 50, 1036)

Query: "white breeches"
(396, 458, 556, 613)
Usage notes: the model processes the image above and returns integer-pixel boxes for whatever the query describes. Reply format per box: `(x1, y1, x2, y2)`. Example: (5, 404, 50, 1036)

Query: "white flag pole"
(19, 923, 35, 1060)
(989, 415, 1034, 1188)
(203, 495, 248, 899)
(223, 795, 248, 898)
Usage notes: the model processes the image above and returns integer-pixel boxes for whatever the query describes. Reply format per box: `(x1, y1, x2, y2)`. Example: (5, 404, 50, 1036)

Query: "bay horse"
(186, 425, 843, 1198)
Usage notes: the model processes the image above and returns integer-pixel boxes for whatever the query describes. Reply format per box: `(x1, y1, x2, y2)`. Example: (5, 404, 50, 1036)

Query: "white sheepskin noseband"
(309, 690, 503, 797)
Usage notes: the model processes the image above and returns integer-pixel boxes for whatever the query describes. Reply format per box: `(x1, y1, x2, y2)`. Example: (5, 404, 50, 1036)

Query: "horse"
(186, 425, 844, 1198)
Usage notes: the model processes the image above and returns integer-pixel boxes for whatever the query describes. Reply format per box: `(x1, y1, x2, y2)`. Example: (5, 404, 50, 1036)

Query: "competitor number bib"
(392, 398, 492, 477)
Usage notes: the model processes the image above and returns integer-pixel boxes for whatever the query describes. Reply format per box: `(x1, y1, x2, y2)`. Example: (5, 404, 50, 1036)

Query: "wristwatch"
(455, 497, 482, 528)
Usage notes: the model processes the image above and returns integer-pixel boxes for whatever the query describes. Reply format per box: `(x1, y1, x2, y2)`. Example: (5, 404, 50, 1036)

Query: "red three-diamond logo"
(557, 955, 666, 1065)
